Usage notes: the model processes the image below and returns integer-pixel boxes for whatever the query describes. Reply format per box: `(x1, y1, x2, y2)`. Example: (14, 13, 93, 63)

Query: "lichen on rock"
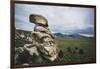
(15, 14, 61, 65)
(30, 14, 59, 61)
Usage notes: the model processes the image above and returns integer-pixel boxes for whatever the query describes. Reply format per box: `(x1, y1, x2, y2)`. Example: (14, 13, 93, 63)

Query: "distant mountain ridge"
(54, 32, 93, 38)
(15, 29, 93, 41)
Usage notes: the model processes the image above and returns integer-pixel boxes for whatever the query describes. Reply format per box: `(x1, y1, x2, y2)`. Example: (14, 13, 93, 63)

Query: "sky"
(15, 4, 94, 36)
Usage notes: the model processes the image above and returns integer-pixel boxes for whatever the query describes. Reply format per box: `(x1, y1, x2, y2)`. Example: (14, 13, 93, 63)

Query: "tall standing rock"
(15, 14, 61, 65)
(29, 14, 59, 61)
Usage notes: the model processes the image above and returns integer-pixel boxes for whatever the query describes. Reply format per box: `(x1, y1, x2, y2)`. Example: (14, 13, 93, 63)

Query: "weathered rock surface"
(15, 14, 62, 65)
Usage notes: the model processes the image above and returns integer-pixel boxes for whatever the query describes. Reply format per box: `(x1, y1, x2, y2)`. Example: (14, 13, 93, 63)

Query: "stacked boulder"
(29, 14, 59, 61)
(15, 14, 60, 65)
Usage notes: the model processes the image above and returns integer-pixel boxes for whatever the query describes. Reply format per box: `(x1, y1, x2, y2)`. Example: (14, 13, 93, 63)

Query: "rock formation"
(29, 14, 59, 61)
(15, 14, 61, 65)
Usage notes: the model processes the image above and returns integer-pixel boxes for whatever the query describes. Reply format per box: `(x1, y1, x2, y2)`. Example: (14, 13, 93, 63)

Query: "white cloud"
(15, 4, 94, 34)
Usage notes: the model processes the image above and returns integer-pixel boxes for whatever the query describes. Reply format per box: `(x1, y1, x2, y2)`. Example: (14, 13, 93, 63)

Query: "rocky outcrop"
(15, 14, 62, 65)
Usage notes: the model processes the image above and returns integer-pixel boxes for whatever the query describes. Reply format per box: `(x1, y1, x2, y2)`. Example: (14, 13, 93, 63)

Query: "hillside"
(15, 29, 95, 64)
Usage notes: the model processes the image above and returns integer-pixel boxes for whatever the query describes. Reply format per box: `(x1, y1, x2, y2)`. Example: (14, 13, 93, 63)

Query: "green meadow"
(56, 37, 95, 63)
(15, 30, 96, 64)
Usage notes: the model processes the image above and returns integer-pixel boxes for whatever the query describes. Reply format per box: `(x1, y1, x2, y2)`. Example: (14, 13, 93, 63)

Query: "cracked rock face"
(30, 14, 59, 61)
(15, 14, 60, 65)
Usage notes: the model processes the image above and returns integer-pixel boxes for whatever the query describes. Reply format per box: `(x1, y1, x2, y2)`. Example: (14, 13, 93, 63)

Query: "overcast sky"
(15, 4, 94, 35)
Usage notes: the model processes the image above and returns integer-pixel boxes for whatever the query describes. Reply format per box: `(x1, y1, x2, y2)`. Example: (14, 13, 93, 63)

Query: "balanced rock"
(30, 14, 59, 61)
(29, 14, 48, 27)
(15, 14, 60, 65)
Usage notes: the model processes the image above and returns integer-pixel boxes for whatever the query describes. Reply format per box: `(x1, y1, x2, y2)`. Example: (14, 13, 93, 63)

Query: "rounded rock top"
(29, 14, 48, 27)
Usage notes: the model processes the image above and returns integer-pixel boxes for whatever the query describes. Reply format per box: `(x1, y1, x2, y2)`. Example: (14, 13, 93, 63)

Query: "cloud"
(15, 4, 94, 35)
